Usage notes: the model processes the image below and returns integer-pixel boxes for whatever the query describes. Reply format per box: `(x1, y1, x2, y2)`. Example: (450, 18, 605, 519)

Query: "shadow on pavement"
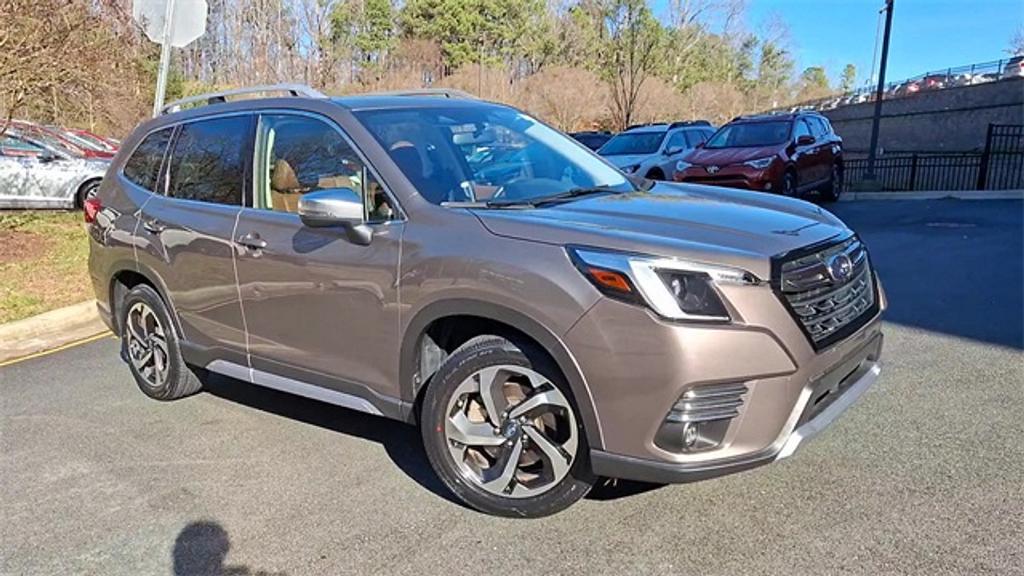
(831, 199, 1024, 349)
(201, 373, 659, 506)
(173, 520, 284, 576)
(199, 373, 461, 507)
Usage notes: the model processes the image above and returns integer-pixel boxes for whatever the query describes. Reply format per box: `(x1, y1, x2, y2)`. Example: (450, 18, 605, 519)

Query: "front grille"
(777, 236, 876, 349)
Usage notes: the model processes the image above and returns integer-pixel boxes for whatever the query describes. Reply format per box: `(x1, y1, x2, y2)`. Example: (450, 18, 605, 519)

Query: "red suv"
(673, 112, 843, 201)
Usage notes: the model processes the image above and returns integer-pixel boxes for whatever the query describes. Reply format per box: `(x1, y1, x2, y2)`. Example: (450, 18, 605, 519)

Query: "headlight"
(742, 157, 775, 170)
(568, 247, 761, 322)
(675, 160, 692, 172)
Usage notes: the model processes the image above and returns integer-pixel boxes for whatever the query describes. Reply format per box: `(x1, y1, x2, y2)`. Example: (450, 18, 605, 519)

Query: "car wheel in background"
(646, 168, 665, 181)
(820, 163, 842, 202)
(120, 284, 203, 401)
(76, 180, 100, 210)
(421, 336, 596, 517)
(782, 170, 799, 198)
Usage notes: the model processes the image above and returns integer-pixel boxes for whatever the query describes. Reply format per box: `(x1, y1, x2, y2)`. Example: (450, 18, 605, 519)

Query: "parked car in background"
(569, 130, 613, 151)
(674, 110, 844, 201)
(920, 74, 946, 90)
(892, 80, 921, 97)
(9, 120, 115, 160)
(88, 85, 884, 517)
(598, 121, 714, 180)
(0, 129, 108, 209)
(63, 128, 120, 154)
(1001, 56, 1024, 79)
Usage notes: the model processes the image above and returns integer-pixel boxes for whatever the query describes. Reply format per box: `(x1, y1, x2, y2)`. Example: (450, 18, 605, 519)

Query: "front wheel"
(421, 337, 596, 517)
(781, 170, 799, 197)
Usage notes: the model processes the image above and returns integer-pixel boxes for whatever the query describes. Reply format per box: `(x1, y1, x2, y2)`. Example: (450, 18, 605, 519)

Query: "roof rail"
(357, 88, 477, 99)
(159, 84, 327, 115)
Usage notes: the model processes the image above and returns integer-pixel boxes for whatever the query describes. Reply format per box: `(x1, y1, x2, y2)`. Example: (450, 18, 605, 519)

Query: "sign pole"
(151, 0, 177, 117)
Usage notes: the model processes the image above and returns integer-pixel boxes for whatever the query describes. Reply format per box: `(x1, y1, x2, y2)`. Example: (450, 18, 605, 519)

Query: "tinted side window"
(807, 117, 827, 138)
(793, 119, 812, 140)
(665, 131, 688, 151)
(123, 128, 173, 192)
(167, 116, 251, 205)
(0, 136, 43, 156)
(684, 130, 708, 147)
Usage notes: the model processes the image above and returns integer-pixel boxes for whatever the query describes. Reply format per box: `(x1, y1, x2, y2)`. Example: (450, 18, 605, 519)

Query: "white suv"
(598, 122, 715, 180)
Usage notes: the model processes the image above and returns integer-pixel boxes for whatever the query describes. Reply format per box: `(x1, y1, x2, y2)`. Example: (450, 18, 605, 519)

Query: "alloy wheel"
(125, 302, 170, 388)
(444, 365, 578, 498)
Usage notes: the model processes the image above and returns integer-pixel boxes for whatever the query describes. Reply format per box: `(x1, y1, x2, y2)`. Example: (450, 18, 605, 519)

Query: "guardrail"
(773, 57, 1022, 114)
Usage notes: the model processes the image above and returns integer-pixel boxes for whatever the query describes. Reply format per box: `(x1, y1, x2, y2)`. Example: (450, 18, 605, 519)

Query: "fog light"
(682, 422, 699, 448)
(764, 182, 773, 191)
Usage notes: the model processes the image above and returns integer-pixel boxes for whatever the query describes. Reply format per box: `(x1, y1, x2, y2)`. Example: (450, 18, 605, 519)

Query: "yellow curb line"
(0, 332, 114, 368)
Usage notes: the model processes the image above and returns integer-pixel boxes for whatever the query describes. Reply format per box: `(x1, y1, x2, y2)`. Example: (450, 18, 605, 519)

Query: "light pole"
(866, 0, 894, 180)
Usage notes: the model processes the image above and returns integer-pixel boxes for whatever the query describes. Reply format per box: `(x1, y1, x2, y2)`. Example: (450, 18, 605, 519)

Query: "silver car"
(598, 122, 715, 180)
(0, 131, 108, 209)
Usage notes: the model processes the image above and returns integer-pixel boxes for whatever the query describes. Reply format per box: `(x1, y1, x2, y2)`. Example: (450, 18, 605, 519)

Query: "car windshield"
(597, 131, 666, 155)
(705, 121, 792, 148)
(356, 105, 633, 206)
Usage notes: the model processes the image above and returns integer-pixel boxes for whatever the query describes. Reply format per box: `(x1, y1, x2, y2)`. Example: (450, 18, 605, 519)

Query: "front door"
(134, 115, 253, 365)
(792, 119, 822, 186)
(233, 112, 404, 400)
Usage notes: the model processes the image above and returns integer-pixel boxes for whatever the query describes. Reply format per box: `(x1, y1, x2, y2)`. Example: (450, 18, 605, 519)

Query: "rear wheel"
(820, 163, 842, 202)
(421, 337, 595, 517)
(76, 180, 100, 209)
(120, 284, 202, 401)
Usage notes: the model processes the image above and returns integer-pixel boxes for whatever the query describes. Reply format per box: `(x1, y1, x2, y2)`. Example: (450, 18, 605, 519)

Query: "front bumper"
(565, 281, 885, 484)
(590, 335, 882, 483)
(674, 165, 781, 192)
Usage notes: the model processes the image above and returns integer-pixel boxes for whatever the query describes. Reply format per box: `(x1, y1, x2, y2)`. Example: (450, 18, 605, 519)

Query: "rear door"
(134, 114, 253, 366)
(232, 111, 404, 400)
(791, 119, 822, 186)
(809, 117, 835, 180)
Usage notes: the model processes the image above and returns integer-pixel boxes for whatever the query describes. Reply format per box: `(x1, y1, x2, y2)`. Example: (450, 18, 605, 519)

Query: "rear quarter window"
(123, 128, 173, 192)
(166, 115, 252, 205)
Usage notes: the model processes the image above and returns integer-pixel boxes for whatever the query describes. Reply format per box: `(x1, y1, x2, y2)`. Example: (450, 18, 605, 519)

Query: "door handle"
(142, 218, 166, 234)
(237, 232, 267, 250)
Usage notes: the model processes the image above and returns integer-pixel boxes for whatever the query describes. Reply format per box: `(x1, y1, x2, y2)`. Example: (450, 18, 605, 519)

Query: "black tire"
(646, 168, 665, 181)
(782, 169, 799, 197)
(76, 179, 100, 209)
(820, 163, 842, 202)
(420, 336, 596, 517)
(119, 284, 203, 401)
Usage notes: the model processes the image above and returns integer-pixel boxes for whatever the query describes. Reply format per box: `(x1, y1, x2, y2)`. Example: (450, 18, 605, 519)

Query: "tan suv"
(87, 85, 885, 517)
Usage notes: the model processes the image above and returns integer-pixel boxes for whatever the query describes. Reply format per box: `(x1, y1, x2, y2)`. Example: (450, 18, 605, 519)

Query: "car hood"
(600, 154, 652, 169)
(683, 146, 780, 166)
(471, 183, 849, 280)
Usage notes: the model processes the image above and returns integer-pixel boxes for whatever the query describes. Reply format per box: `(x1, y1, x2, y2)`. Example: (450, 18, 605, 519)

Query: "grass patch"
(0, 211, 91, 323)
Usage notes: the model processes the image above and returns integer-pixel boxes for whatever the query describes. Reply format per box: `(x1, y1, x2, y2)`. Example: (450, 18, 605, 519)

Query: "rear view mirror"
(37, 152, 60, 163)
(695, 142, 705, 149)
(664, 147, 684, 156)
(298, 188, 373, 245)
(796, 135, 816, 146)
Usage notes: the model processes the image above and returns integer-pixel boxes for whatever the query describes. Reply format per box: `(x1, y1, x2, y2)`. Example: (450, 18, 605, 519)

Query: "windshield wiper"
(442, 186, 623, 210)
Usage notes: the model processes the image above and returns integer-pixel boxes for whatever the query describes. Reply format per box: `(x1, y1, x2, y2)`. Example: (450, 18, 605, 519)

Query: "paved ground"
(2, 200, 1022, 576)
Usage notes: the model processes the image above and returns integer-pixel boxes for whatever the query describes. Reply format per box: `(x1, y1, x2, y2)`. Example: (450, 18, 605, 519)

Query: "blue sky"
(656, 0, 1023, 86)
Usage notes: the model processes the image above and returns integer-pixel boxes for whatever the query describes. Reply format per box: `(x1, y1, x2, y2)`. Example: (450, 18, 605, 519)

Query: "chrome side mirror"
(297, 188, 372, 245)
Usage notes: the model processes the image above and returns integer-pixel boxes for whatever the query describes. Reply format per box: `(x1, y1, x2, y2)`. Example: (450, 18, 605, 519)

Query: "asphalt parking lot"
(2, 199, 1022, 576)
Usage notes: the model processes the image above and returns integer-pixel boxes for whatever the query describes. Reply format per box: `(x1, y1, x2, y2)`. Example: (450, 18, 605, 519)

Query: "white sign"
(133, 0, 208, 48)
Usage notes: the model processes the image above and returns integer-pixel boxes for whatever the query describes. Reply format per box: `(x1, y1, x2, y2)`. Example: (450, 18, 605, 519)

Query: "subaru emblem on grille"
(706, 165, 720, 174)
(826, 253, 854, 283)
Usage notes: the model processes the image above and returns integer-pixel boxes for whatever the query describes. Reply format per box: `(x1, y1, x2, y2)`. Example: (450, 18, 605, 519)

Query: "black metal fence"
(842, 124, 1024, 192)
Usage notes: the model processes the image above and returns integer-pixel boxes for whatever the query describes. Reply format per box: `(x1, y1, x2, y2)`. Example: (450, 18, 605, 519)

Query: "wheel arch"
(74, 177, 103, 208)
(400, 299, 604, 448)
(108, 264, 183, 339)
